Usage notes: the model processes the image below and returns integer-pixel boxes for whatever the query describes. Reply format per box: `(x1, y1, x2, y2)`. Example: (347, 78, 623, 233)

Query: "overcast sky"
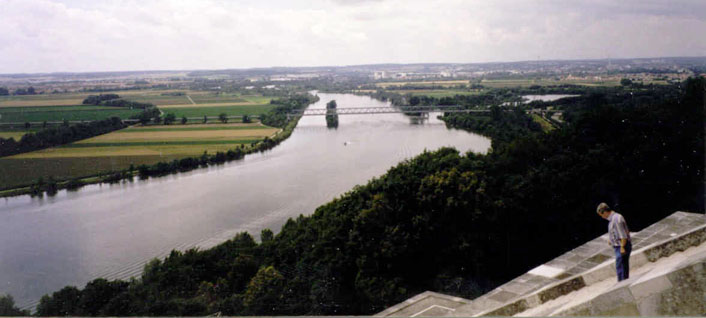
(1, 0, 705, 73)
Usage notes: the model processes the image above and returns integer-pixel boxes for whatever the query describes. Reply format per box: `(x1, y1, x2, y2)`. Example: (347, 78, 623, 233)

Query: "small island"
(326, 100, 339, 128)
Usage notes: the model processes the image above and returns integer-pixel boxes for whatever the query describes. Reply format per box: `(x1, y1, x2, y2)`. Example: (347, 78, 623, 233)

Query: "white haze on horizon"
(0, 0, 705, 73)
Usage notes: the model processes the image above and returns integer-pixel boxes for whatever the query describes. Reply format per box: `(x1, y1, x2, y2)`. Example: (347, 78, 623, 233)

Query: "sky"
(1, 0, 705, 73)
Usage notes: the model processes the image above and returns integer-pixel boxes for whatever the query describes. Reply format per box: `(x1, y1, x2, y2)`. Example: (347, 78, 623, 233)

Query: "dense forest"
(5, 78, 703, 316)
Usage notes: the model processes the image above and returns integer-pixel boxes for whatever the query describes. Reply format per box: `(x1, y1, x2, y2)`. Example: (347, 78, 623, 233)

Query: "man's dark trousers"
(614, 241, 632, 281)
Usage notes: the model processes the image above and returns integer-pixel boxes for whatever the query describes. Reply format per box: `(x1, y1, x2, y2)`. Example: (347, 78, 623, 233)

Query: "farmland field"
(162, 104, 276, 118)
(0, 90, 275, 124)
(0, 128, 39, 140)
(0, 106, 142, 123)
(530, 114, 556, 132)
(0, 94, 86, 107)
(0, 156, 177, 189)
(479, 78, 623, 88)
(390, 89, 484, 97)
(121, 91, 271, 106)
(375, 80, 470, 88)
(1, 123, 280, 189)
(0, 90, 273, 107)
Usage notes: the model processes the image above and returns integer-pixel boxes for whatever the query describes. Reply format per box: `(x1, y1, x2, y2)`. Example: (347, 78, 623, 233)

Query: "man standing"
(596, 202, 632, 281)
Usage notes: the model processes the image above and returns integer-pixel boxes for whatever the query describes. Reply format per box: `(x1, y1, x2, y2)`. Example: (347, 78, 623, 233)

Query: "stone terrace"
(376, 211, 705, 317)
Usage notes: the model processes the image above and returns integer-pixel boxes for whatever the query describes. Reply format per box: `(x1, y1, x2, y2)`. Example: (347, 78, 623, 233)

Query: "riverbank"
(0, 95, 316, 198)
(1, 92, 490, 310)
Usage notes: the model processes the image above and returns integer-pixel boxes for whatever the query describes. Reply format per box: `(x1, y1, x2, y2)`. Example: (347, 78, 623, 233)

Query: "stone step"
(468, 218, 706, 316)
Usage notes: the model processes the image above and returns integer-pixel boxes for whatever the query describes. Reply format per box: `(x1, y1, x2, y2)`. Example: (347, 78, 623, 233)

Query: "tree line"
(0, 117, 127, 158)
(0, 86, 37, 95)
(83, 94, 153, 109)
(18, 78, 703, 316)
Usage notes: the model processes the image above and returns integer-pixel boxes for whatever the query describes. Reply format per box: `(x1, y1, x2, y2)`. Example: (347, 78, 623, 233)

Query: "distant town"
(0, 56, 703, 94)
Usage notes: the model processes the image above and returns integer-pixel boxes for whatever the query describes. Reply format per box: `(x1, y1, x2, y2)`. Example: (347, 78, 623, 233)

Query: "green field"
(479, 78, 622, 88)
(0, 90, 273, 108)
(0, 106, 142, 123)
(531, 114, 556, 132)
(124, 91, 271, 106)
(124, 125, 272, 132)
(392, 89, 484, 97)
(376, 80, 470, 88)
(0, 90, 275, 123)
(162, 104, 276, 118)
(0, 105, 119, 112)
(0, 94, 86, 107)
(0, 156, 176, 189)
(2, 123, 279, 189)
(61, 140, 262, 148)
(0, 128, 40, 140)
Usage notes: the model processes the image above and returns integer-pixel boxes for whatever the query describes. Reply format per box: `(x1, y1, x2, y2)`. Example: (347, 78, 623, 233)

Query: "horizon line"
(1, 55, 705, 77)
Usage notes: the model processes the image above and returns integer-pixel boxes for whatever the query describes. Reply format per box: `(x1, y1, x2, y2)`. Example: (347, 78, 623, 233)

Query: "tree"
(153, 115, 162, 124)
(0, 294, 29, 316)
(219, 113, 228, 123)
(620, 78, 633, 86)
(260, 229, 274, 242)
(27, 86, 36, 95)
(0, 87, 8, 96)
(24, 122, 30, 129)
(203, 115, 208, 123)
(243, 266, 285, 314)
(181, 116, 188, 125)
(242, 114, 251, 123)
(326, 100, 338, 128)
(78, 278, 129, 315)
(37, 286, 82, 316)
(138, 112, 152, 125)
(164, 113, 176, 125)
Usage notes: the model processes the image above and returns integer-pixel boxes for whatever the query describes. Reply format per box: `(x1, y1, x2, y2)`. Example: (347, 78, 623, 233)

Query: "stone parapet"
(377, 211, 705, 317)
(471, 213, 705, 316)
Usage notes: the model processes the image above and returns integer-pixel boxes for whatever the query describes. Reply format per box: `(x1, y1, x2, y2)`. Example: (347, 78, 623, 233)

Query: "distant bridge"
(287, 106, 489, 119)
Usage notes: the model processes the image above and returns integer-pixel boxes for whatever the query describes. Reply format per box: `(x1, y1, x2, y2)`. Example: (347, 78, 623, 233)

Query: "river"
(0, 93, 490, 309)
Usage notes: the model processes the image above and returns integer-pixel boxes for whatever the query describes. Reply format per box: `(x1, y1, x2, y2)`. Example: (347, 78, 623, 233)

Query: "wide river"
(0, 93, 490, 309)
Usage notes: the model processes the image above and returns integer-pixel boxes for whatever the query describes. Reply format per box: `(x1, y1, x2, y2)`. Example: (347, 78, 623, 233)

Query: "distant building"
(374, 71, 387, 79)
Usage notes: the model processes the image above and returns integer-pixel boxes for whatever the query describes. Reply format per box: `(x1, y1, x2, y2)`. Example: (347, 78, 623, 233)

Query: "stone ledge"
(472, 218, 706, 317)
(375, 291, 472, 317)
(554, 245, 706, 316)
(376, 212, 705, 317)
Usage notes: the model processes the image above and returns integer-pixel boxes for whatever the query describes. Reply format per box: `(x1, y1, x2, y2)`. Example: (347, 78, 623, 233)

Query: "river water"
(0, 93, 490, 309)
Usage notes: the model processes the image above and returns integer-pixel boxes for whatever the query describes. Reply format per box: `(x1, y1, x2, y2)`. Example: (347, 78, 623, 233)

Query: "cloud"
(0, 0, 704, 73)
(330, 0, 385, 5)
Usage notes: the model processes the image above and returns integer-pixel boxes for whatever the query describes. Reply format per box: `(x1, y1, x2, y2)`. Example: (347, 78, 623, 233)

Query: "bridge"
(287, 106, 489, 119)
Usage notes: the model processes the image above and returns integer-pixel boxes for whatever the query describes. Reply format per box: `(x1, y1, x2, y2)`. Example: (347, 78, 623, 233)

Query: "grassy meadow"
(162, 105, 276, 118)
(479, 78, 623, 88)
(375, 80, 470, 88)
(530, 114, 556, 132)
(391, 89, 484, 97)
(0, 127, 42, 140)
(0, 93, 86, 107)
(0, 105, 142, 123)
(0, 122, 280, 189)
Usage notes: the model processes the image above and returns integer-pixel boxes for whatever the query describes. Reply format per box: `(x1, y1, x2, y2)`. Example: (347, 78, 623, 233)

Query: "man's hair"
(596, 202, 611, 214)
